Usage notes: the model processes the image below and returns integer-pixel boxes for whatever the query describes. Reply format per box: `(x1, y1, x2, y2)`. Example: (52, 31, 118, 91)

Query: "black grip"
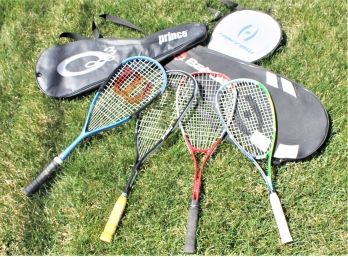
(183, 200, 199, 253)
(22, 158, 60, 196)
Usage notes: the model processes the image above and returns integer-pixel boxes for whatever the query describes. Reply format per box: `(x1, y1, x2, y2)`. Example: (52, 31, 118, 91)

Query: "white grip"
(269, 192, 293, 244)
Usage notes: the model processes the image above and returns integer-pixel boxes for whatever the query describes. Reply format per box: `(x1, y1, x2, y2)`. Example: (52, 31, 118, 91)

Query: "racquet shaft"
(22, 157, 62, 196)
(184, 199, 199, 253)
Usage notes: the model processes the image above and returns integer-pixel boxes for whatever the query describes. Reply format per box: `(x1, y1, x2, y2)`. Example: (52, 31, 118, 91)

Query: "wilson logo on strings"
(112, 67, 153, 104)
(158, 30, 188, 45)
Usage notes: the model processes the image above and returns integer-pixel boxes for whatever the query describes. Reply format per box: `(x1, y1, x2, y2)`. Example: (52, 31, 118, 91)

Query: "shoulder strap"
(59, 21, 102, 41)
(220, 0, 240, 10)
(59, 14, 145, 41)
(99, 14, 145, 34)
(59, 32, 89, 41)
(206, 0, 240, 22)
(92, 20, 102, 38)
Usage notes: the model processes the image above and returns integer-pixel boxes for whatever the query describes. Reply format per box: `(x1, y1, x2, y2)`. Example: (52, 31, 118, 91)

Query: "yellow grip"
(100, 194, 127, 242)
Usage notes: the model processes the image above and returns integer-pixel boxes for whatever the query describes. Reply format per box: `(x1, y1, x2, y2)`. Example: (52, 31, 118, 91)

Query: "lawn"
(0, 0, 346, 255)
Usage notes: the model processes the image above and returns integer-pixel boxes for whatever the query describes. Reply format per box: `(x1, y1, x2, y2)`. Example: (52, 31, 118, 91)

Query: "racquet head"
(216, 79, 294, 245)
(136, 70, 197, 162)
(99, 70, 197, 243)
(216, 78, 276, 160)
(179, 72, 230, 152)
(85, 56, 167, 134)
(22, 56, 167, 197)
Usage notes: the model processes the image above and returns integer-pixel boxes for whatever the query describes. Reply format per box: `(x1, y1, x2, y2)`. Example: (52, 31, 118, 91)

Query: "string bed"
(88, 60, 164, 131)
(137, 72, 196, 158)
(180, 73, 228, 150)
(225, 80, 274, 157)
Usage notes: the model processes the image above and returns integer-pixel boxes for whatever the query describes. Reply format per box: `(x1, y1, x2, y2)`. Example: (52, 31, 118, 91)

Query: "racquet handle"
(100, 194, 127, 243)
(183, 200, 199, 253)
(269, 192, 293, 244)
(22, 157, 62, 196)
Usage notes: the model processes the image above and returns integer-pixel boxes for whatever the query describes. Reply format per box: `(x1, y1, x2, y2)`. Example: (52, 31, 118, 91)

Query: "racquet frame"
(22, 56, 167, 196)
(100, 70, 197, 242)
(216, 78, 293, 244)
(181, 72, 231, 253)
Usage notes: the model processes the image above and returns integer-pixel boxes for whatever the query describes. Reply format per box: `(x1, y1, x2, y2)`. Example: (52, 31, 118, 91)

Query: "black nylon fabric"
(165, 46, 329, 161)
(35, 23, 207, 98)
(99, 14, 145, 34)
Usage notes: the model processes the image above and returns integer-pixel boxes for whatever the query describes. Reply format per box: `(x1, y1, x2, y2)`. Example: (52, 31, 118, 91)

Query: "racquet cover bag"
(166, 46, 329, 162)
(35, 23, 207, 98)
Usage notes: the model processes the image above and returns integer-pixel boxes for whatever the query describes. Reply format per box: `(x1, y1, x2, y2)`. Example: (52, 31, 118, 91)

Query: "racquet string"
(181, 73, 227, 150)
(88, 60, 164, 131)
(137, 86, 176, 158)
(216, 84, 238, 127)
(228, 80, 274, 158)
(176, 76, 197, 122)
(137, 72, 196, 159)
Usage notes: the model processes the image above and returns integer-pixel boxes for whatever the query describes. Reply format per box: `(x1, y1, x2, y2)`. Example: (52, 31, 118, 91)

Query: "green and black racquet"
(216, 78, 293, 244)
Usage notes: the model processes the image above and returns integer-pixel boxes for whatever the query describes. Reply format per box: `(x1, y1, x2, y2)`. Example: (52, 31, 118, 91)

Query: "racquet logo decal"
(113, 67, 153, 104)
(238, 24, 259, 42)
(174, 51, 188, 61)
(217, 32, 255, 54)
(158, 30, 188, 45)
(57, 47, 117, 77)
(235, 94, 263, 135)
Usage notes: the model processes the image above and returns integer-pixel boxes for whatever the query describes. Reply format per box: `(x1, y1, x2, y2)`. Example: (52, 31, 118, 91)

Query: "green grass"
(0, 0, 347, 255)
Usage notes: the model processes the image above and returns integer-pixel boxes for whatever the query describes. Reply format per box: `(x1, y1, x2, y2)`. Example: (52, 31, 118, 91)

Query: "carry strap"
(99, 14, 145, 34)
(92, 20, 102, 38)
(206, 0, 240, 22)
(59, 14, 145, 41)
(59, 32, 89, 41)
(59, 21, 101, 40)
(220, 0, 240, 9)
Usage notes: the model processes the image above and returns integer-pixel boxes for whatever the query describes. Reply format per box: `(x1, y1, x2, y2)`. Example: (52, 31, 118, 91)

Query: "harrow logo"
(213, 24, 259, 55)
(57, 47, 117, 77)
(235, 94, 264, 136)
(218, 32, 255, 54)
(238, 24, 259, 41)
(158, 30, 188, 45)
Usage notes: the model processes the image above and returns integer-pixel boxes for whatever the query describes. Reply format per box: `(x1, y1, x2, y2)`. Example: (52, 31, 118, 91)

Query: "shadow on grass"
(21, 196, 56, 255)
(20, 95, 68, 254)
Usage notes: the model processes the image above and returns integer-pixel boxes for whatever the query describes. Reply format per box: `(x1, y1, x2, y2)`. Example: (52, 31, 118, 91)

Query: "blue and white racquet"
(23, 56, 167, 196)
